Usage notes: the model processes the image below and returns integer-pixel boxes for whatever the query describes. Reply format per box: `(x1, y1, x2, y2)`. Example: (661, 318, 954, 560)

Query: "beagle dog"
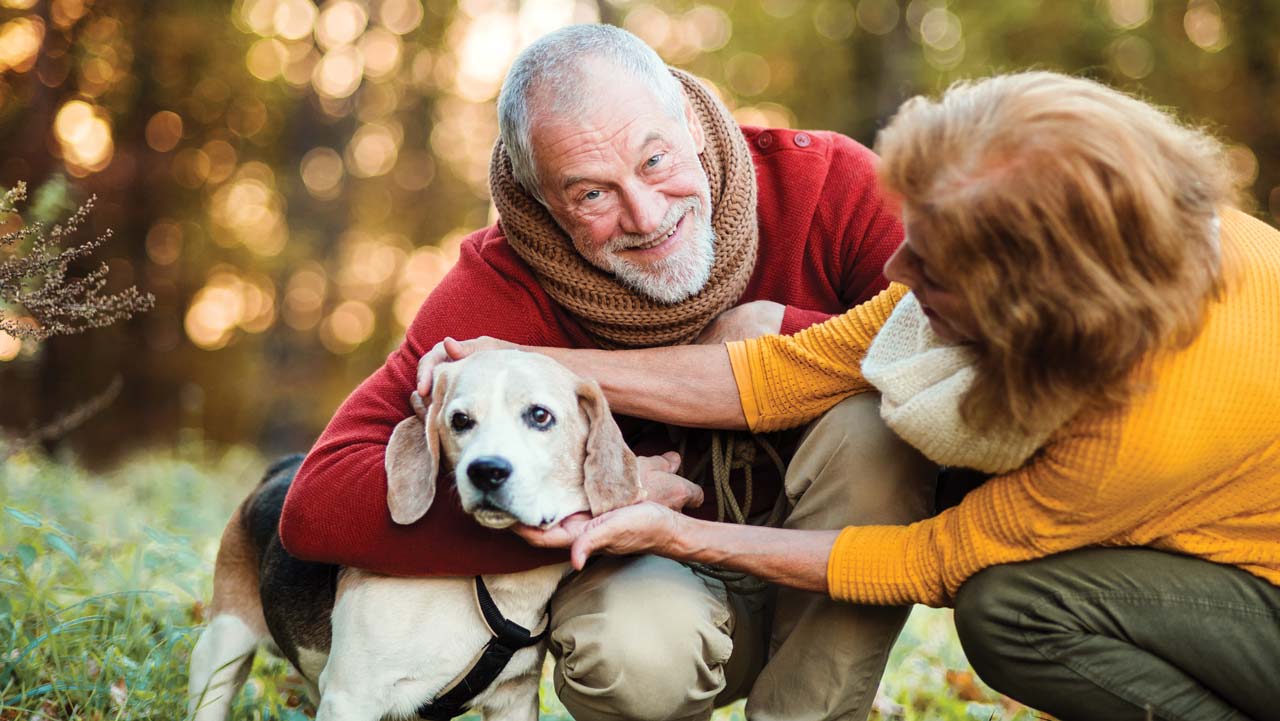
(187, 350, 640, 721)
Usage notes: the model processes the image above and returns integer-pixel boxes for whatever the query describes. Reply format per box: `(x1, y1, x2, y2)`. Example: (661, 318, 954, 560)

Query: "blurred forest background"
(1, 0, 1277, 464)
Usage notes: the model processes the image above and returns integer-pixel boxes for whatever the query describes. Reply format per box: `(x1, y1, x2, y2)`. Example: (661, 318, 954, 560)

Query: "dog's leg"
(188, 506, 269, 721)
(475, 661, 544, 721)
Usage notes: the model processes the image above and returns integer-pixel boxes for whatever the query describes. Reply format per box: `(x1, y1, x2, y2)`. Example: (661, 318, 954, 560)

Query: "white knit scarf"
(861, 292, 1079, 473)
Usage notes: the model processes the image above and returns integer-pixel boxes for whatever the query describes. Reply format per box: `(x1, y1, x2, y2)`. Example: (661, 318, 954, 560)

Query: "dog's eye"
(450, 412, 474, 432)
(524, 405, 555, 430)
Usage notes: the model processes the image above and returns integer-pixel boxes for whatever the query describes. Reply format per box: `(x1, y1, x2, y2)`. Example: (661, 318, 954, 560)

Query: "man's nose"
(619, 184, 666, 236)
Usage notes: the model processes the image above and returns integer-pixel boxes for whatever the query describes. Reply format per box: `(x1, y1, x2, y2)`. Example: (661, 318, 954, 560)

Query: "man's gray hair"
(498, 24, 687, 204)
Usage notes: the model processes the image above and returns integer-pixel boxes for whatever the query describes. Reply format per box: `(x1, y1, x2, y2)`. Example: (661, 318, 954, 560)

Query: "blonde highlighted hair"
(876, 71, 1239, 433)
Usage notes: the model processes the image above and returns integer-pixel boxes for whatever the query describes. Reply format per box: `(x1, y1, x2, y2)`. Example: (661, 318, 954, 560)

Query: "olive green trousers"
(954, 547, 1280, 721)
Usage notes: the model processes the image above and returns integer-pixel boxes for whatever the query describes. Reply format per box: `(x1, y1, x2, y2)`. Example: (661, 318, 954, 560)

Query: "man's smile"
(619, 209, 689, 262)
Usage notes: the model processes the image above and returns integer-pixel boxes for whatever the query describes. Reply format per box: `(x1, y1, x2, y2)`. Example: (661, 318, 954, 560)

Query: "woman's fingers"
(568, 503, 677, 569)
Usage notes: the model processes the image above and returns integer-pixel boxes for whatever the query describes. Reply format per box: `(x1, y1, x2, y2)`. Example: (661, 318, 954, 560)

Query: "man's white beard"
(600, 198, 716, 305)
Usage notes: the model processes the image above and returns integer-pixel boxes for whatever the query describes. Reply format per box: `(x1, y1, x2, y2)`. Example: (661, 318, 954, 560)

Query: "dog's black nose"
(467, 456, 512, 491)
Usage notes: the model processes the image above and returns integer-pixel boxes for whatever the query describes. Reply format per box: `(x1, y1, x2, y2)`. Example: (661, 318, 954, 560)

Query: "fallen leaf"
(945, 669, 988, 702)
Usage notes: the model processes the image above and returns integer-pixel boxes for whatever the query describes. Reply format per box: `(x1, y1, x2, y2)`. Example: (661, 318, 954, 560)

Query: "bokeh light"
(209, 163, 288, 255)
(246, 38, 288, 81)
(185, 273, 244, 350)
(377, 0, 424, 35)
(0, 16, 45, 73)
(320, 299, 376, 353)
(1112, 36, 1155, 79)
(313, 45, 364, 99)
(284, 264, 327, 331)
(450, 11, 519, 103)
(394, 244, 457, 327)
(1184, 0, 1226, 52)
(358, 27, 402, 80)
(51, 0, 89, 30)
(54, 99, 114, 174)
(300, 146, 345, 200)
(725, 53, 771, 97)
(273, 0, 317, 41)
(144, 110, 184, 153)
(856, 0, 899, 35)
(346, 121, 401, 178)
(920, 8, 962, 51)
(146, 220, 183, 266)
(0, 330, 21, 362)
(1107, 0, 1152, 29)
(315, 0, 368, 51)
(184, 270, 279, 350)
(203, 139, 239, 184)
(814, 1, 858, 42)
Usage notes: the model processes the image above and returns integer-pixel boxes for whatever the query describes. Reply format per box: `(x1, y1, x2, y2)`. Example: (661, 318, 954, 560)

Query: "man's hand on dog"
(513, 452, 702, 557)
(417, 336, 515, 397)
(636, 451, 704, 511)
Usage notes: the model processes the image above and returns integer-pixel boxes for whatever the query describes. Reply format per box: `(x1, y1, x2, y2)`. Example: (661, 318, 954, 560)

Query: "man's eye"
(645, 153, 664, 168)
(524, 405, 555, 430)
(450, 412, 474, 432)
(582, 190, 602, 202)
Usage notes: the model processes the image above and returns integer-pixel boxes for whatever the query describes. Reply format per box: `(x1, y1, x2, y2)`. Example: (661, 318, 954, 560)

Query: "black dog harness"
(416, 576, 549, 720)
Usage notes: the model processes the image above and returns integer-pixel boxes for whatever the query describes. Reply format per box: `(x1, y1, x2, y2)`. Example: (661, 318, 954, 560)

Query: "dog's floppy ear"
(577, 378, 641, 515)
(386, 366, 451, 524)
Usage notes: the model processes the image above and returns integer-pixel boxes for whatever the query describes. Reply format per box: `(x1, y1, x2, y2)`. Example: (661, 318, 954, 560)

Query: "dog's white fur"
(188, 350, 638, 721)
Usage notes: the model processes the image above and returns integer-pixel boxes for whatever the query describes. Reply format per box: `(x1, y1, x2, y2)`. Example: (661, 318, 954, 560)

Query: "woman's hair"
(876, 71, 1239, 433)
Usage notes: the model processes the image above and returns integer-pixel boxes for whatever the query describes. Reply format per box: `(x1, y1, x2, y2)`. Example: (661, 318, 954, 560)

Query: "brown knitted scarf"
(489, 68, 759, 349)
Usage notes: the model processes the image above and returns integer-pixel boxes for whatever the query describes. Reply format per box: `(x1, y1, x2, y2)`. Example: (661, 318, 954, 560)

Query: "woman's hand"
(513, 453, 700, 551)
(566, 502, 685, 570)
(511, 503, 682, 569)
(416, 336, 517, 397)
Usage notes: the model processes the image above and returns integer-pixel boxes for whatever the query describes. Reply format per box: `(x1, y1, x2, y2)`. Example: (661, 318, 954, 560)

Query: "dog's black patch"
(242, 455, 338, 676)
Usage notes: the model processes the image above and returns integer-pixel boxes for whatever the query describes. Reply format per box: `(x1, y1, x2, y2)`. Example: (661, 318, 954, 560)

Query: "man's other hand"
(637, 452, 704, 511)
(416, 336, 516, 398)
(695, 300, 785, 344)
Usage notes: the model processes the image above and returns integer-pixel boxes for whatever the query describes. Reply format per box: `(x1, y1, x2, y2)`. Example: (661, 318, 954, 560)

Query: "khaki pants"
(548, 393, 937, 721)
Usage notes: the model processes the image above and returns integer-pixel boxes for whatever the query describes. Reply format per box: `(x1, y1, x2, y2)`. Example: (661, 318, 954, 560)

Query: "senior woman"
(422, 72, 1280, 720)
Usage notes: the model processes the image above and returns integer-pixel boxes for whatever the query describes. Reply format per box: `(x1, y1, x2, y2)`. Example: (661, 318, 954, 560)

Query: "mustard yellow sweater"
(727, 208, 1280, 607)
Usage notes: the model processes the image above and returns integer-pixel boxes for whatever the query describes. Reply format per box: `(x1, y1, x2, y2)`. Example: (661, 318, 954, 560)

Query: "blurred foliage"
(0, 0, 1276, 461)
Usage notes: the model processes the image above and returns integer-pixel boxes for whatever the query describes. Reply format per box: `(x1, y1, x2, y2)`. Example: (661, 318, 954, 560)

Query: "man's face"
(530, 66, 715, 304)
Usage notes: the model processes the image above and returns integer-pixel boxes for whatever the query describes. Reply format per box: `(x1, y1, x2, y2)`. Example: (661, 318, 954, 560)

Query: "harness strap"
(416, 576, 549, 720)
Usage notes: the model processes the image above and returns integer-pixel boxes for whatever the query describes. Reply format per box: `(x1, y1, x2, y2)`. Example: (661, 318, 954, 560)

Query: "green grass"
(1, 447, 1034, 720)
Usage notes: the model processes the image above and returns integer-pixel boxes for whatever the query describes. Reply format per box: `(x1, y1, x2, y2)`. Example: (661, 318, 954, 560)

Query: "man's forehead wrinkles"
(543, 116, 653, 186)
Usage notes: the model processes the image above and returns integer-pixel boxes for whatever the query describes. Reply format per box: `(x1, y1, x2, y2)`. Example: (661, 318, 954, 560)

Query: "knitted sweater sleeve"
(826, 408, 1144, 607)
(279, 233, 571, 576)
(727, 283, 907, 431)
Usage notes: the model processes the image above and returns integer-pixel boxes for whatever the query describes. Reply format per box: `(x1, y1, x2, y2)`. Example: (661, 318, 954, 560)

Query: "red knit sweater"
(280, 127, 902, 576)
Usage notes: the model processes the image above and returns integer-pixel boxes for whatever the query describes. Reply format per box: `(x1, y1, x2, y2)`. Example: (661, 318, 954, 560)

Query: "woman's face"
(884, 230, 979, 345)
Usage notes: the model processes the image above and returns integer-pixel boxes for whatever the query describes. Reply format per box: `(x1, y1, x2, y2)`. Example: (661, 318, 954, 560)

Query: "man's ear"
(576, 378, 641, 515)
(683, 92, 705, 155)
(385, 367, 451, 524)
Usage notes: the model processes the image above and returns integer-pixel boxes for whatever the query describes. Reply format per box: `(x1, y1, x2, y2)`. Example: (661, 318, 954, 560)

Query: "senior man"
(280, 23, 934, 721)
